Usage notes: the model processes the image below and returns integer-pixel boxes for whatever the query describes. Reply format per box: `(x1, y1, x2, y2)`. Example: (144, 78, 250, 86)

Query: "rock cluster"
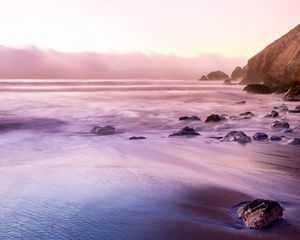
(90, 125, 116, 135)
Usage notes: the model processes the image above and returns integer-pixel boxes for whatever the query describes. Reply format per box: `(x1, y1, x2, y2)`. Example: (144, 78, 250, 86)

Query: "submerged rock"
(237, 199, 283, 229)
(205, 114, 226, 123)
(239, 111, 255, 117)
(273, 104, 289, 112)
(289, 138, 300, 145)
(253, 132, 268, 141)
(129, 136, 146, 140)
(244, 84, 274, 94)
(270, 135, 282, 141)
(90, 125, 116, 135)
(179, 115, 201, 121)
(271, 121, 290, 129)
(264, 110, 279, 118)
(169, 127, 200, 137)
(223, 131, 251, 143)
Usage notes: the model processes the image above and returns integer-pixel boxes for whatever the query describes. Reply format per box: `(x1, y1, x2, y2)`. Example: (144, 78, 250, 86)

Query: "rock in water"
(207, 71, 229, 80)
(231, 66, 246, 80)
(253, 132, 268, 141)
(169, 127, 200, 137)
(244, 84, 274, 94)
(264, 110, 279, 118)
(241, 24, 300, 90)
(223, 78, 232, 85)
(271, 135, 282, 141)
(223, 131, 251, 143)
(205, 114, 226, 123)
(273, 104, 289, 112)
(129, 136, 146, 140)
(237, 199, 283, 229)
(199, 75, 208, 80)
(239, 111, 255, 117)
(90, 125, 116, 135)
(271, 121, 290, 129)
(289, 138, 300, 145)
(179, 115, 201, 121)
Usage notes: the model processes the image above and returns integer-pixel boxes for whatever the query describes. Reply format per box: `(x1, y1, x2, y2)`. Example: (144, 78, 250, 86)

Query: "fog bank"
(0, 46, 246, 79)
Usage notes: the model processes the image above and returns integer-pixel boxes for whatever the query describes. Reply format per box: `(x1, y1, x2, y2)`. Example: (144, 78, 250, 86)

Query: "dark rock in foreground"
(237, 199, 283, 229)
(264, 110, 279, 118)
(271, 121, 290, 129)
(129, 136, 146, 140)
(253, 132, 268, 141)
(90, 125, 116, 135)
(205, 114, 226, 123)
(222, 131, 251, 143)
(270, 135, 282, 141)
(169, 127, 200, 137)
(244, 84, 274, 94)
(289, 138, 300, 145)
(179, 115, 200, 121)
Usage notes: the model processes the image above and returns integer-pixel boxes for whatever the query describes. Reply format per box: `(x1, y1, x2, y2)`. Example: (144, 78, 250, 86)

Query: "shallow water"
(0, 79, 299, 240)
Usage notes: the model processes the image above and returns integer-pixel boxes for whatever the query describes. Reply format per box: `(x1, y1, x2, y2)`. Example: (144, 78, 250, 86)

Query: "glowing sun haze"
(0, 0, 299, 57)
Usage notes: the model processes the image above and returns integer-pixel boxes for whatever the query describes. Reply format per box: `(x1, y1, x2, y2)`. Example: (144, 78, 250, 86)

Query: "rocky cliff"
(242, 24, 300, 89)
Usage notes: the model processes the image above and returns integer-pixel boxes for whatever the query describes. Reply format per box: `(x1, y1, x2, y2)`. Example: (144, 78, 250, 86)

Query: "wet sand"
(0, 79, 299, 239)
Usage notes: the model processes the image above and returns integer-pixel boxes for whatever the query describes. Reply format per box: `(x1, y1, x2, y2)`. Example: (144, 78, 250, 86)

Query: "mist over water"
(0, 79, 299, 240)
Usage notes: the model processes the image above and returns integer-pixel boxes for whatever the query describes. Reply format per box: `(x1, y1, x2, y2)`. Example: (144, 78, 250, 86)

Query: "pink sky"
(0, 0, 299, 57)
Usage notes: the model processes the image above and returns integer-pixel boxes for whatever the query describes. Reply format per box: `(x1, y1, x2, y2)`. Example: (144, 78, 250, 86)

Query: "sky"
(0, 0, 299, 58)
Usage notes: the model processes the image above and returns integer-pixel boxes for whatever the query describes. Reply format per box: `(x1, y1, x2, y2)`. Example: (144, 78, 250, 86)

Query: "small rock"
(235, 101, 246, 105)
(223, 78, 232, 85)
(179, 115, 200, 121)
(289, 106, 300, 113)
(169, 127, 200, 137)
(222, 131, 251, 143)
(270, 135, 282, 141)
(273, 105, 289, 112)
(239, 111, 255, 117)
(90, 125, 116, 135)
(237, 199, 283, 229)
(129, 136, 146, 140)
(253, 132, 268, 141)
(289, 138, 300, 145)
(281, 128, 293, 133)
(264, 110, 279, 118)
(284, 85, 300, 101)
(271, 121, 290, 129)
(205, 114, 226, 123)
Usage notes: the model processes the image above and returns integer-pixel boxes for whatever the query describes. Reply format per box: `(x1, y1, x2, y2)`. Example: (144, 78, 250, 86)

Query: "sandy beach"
(0, 79, 299, 240)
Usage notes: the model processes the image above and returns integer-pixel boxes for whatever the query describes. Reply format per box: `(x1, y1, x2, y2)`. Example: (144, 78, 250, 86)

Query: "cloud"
(0, 46, 246, 79)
